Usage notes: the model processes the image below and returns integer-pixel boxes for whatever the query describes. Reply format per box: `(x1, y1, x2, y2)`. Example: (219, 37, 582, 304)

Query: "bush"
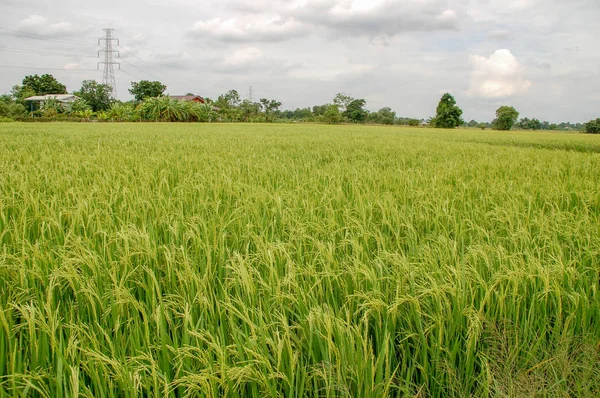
(13, 116, 82, 123)
(584, 118, 600, 134)
(0, 116, 15, 122)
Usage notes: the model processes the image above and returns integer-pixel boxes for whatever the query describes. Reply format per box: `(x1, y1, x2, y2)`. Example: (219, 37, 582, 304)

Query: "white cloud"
(18, 14, 87, 36)
(64, 63, 80, 70)
(468, 49, 532, 99)
(223, 47, 263, 66)
(189, 16, 304, 42)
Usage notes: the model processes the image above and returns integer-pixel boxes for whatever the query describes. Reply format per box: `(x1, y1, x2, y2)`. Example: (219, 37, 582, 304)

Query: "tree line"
(1, 74, 598, 133)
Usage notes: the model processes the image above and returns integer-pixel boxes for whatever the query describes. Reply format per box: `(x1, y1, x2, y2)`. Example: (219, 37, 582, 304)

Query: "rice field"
(0, 123, 599, 397)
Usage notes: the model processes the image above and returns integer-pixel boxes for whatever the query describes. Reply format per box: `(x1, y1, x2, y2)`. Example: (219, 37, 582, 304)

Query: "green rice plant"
(0, 123, 599, 397)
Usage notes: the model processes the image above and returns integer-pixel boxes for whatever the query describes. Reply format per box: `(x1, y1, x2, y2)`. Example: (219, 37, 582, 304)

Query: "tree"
(333, 93, 354, 113)
(74, 80, 113, 112)
(584, 118, 600, 134)
(408, 119, 420, 127)
(66, 98, 91, 115)
(216, 90, 241, 108)
(492, 106, 519, 130)
(259, 98, 282, 122)
(431, 93, 464, 128)
(344, 99, 368, 123)
(128, 80, 166, 102)
(239, 100, 261, 122)
(519, 117, 541, 130)
(19, 74, 67, 96)
(320, 104, 343, 124)
(372, 107, 396, 125)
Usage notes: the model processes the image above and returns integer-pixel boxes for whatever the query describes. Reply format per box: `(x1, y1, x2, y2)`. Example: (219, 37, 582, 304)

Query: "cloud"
(64, 63, 80, 69)
(487, 29, 511, 40)
(18, 14, 88, 37)
(190, 0, 458, 43)
(223, 47, 263, 66)
(468, 49, 532, 99)
(291, 0, 459, 37)
(189, 16, 305, 42)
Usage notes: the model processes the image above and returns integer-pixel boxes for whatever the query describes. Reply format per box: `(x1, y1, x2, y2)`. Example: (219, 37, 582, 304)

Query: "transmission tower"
(98, 29, 120, 97)
(248, 86, 254, 102)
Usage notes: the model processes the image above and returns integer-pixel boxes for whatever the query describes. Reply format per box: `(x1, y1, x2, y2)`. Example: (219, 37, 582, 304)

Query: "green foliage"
(479, 123, 487, 130)
(74, 80, 113, 112)
(333, 92, 354, 112)
(66, 98, 92, 116)
(584, 118, 600, 134)
(108, 102, 137, 122)
(128, 80, 167, 102)
(432, 93, 464, 128)
(493, 106, 520, 130)
(10, 85, 36, 105)
(20, 74, 67, 96)
(344, 99, 368, 123)
(0, 102, 27, 118)
(0, 116, 15, 122)
(40, 98, 61, 117)
(0, 124, 599, 397)
(519, 117, 542, 130)
(319, 104, 343, 124)
(408, 118, 420, 127)
(259, 98, 282, 122)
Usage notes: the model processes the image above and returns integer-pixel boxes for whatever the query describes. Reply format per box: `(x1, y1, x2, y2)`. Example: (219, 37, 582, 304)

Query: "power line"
(0, 27, 94, 47)
(0, 64, 98, 71)
(0, 45, 97, 59)
(119, 57, 163, 81)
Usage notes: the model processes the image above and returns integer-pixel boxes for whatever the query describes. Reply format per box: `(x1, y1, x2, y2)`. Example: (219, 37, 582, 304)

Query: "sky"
(0, 0, 599, 122)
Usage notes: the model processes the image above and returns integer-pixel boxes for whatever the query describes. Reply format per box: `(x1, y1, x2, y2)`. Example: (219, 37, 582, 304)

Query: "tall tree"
(333, 93, 354, 113)
(344, 99, 368, 123)
(74, 80, 113, 112)
(432, 93, 464, 128)
(259, 98, 282, 122)
(128, 80, 166, 102)
(584, 118, 600, 134)
(493, 106, 519, 130)
(21, 74, 67, 95)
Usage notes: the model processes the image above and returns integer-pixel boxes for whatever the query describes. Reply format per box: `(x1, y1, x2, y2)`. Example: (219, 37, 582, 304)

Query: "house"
(24, 94, 81, 112)
(170, 95, 206, 103)
(25, 94, 80, 104)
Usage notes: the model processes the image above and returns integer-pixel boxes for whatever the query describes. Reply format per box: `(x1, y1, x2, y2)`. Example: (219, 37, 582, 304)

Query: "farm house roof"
(25, 94, 80, 103)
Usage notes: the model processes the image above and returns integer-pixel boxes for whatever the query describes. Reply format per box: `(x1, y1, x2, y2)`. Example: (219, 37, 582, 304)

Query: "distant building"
(25, 94, 80, 104)
(24, 94, 80, 112)
(170, 95, 206, 103)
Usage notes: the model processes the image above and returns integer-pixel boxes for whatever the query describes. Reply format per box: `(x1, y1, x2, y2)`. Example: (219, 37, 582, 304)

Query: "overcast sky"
(1, 0, 598, 122)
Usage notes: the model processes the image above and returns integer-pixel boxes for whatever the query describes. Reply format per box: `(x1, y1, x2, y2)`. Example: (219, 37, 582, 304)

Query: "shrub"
(583, 118, 600, 134)
(0, 116, 15, 122)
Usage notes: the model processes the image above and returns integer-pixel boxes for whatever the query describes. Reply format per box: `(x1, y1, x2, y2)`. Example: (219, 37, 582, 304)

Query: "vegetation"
(0, 75, 591, 129)
(1, 123, 599, 397)
(11, 74, 67, 102)
(493, 106, 520, 130)
(74, 80, 113, 112)
(128, 80, 167, 102)
(431, 93, 464, 128)
(584, 118, 600, 134)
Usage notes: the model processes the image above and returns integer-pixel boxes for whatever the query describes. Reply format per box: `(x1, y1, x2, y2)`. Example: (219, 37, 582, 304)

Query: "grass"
(0, 123, 599, 397)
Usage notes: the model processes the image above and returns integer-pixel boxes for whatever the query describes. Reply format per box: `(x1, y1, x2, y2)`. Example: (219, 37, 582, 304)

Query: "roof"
(25, 94, 79, 102)
(170, 95, 205, 102)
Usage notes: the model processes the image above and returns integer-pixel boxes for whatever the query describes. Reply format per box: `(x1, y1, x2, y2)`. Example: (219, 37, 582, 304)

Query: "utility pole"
(98, 29, 120, 98)
(248, 86, 254, 102)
